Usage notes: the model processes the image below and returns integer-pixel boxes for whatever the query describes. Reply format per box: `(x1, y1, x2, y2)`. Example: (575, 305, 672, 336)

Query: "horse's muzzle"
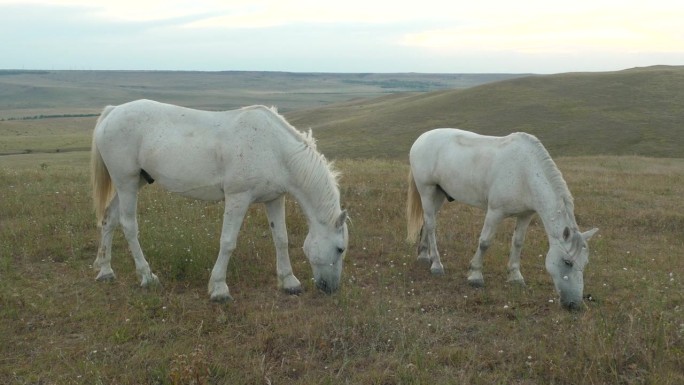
(561, 298, 584, 311)
(315, 278, 339, 294)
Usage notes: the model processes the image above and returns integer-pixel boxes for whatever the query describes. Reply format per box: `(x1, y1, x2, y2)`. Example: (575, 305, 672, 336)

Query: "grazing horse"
(407, 128, 598, 310)
(91, 99, 348, 301)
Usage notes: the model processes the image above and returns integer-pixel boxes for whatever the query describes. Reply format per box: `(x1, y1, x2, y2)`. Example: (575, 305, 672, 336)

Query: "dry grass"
(1, 155, 683, 384)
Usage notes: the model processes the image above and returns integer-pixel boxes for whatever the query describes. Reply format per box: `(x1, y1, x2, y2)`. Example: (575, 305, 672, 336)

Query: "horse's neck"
(289, 183, 341, 227)
(285, 149, 341, 227)
(532, 181, 577, 243)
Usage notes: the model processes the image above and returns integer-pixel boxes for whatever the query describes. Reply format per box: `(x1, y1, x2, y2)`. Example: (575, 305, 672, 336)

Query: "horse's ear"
(581, 228, 599, 241)
(335, 210, 348, 229)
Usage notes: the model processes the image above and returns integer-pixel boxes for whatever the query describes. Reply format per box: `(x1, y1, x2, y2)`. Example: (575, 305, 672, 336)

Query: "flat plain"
(0, 69, 682, 384)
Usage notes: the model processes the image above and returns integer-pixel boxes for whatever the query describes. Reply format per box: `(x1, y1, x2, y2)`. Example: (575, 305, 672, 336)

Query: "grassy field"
(1, 153, 683, 384)
(1, 68, 683, 384)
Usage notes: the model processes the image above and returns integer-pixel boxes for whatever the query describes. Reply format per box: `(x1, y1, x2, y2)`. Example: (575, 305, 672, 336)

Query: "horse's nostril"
(562, 300, 583, 311)
(316, 278, 339, 294)
(316, 279, 330, 294)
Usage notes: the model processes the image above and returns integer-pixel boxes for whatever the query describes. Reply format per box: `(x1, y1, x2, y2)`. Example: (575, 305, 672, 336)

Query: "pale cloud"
(1, 0, 683, 72)
(400, 7, 684, 55)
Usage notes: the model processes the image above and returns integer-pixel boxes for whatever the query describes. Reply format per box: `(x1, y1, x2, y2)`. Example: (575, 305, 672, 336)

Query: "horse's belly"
(445, 186, 489, 209)
(157, 178, 225, 201)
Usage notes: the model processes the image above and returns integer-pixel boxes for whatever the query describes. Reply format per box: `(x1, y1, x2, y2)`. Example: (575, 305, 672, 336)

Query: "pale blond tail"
(91, 106, 116, 225)
(406, 169, 424, 243)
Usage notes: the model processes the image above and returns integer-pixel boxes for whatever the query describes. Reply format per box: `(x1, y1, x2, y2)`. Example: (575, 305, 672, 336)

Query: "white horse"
(407, 128, 598, 310)
(91, 99, 348, 302)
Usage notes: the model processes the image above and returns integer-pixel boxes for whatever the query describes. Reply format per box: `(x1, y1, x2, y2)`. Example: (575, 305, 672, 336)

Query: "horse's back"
(410, 128, 518, 176)
(410, 128, 532, 208)
(93, 100, 293, 200)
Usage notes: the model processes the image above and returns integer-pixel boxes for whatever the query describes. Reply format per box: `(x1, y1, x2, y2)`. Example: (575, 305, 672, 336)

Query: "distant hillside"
(0, 70, 524, 119)
(286, 66, 684, 159)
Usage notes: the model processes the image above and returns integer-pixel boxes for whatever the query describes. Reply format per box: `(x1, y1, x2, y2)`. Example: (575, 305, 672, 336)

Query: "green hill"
(286, 66, 684, 159)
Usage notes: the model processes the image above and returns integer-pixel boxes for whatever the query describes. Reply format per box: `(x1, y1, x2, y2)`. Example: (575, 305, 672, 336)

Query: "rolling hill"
(0, 70, 523, 119)
(286, 66, 684, 159)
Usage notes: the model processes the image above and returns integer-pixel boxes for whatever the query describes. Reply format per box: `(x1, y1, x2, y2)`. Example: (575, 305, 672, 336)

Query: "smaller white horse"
(407, 128, 598, 310)
(91, 100, 348, 301)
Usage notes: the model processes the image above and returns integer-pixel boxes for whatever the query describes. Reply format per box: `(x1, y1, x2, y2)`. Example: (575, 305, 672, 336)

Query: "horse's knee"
(119, 217, 139, 240)
(478, 239, 491, 253)
(220, 239, 237, 254)
(512, 238, 524, 250)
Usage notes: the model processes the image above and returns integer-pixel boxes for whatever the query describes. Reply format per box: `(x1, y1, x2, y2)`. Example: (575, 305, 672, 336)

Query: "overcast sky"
(1, 0, 683, 74)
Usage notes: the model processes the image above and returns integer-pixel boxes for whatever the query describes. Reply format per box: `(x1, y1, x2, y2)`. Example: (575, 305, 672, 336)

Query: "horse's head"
(545, 227, 599, 311)
(303, 210, 349, 294)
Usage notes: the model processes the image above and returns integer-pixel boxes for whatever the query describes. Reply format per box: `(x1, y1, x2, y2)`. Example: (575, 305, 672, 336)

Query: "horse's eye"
(337, 247, 345, 254)
(563, 259, 574, 267)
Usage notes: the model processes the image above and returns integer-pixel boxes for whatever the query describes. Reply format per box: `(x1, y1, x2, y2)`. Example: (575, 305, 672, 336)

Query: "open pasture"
(1, 154, 683, 384)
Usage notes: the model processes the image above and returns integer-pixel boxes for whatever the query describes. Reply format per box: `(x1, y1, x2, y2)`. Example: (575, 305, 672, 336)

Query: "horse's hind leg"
(419, 185, 447, 275)
(467, 209, 504, 287)
(265, 197, 302, 294)
(416, 226, 430, 263)
(506, 213, 533, 286)
(117, 181, 159, 287)
(94, 194, 120, 281)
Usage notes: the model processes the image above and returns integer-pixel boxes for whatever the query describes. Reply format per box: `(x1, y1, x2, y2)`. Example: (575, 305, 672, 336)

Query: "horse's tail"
(406, 169, 424, 244)
(91, 106, 116, 226)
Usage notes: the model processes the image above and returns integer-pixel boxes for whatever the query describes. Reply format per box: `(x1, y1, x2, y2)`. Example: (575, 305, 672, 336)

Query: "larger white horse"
(91, 99, 348, 302)
(407, 128, 598, 310)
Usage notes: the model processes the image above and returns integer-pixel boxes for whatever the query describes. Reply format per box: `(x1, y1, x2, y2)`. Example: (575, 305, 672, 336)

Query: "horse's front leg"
(94, 194, 120, 281)
(265, 196, 302, 295)
(467, 209, 503, 287)
(506, 213, 533, 286)
(208, 193, 251, 302)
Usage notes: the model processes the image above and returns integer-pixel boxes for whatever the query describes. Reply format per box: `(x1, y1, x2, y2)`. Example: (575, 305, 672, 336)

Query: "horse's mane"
(247, 105, 341, 225)
(518, 133, 575, 219)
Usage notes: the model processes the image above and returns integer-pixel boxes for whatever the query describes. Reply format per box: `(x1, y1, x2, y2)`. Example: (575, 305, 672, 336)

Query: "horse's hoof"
(283, 286, 303, 295)
(210, 293, 234, 303)
(417, 255, 431, 265)
(468, 278, 485, 288)
(430, 266, 445, 275)
(96, 272, 116, 282)
(141, 273, 160, 288)
(507, 278, 526, 287)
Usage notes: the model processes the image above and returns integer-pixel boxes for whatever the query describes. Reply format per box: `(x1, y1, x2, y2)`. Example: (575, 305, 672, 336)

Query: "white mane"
(519, 133, 575, 221)
(259, 106, 341, 225)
